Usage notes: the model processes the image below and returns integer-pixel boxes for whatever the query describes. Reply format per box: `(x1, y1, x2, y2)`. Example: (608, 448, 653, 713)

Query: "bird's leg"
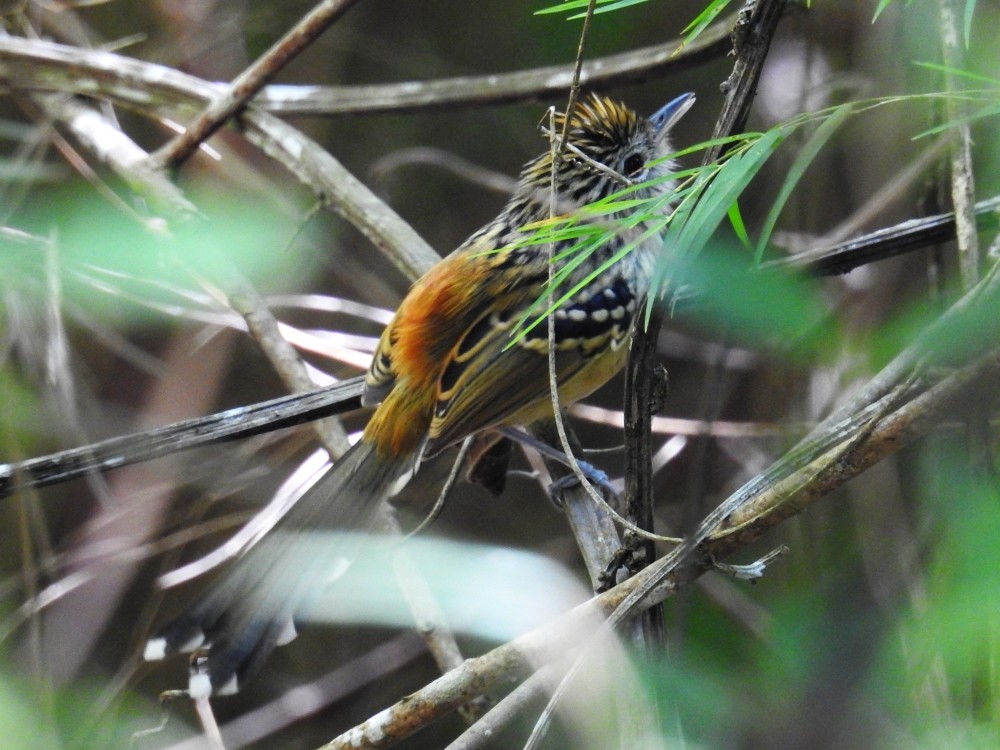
(497, 426, 622, 507)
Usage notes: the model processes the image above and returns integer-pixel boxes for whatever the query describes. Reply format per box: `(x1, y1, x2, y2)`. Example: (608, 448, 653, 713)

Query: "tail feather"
(145, 438, 411, 696)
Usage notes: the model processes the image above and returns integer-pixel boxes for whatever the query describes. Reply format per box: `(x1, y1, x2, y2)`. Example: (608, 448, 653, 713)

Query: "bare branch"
(256, 14, 736, 117)
(0, 36, 440, 280)
(147, 0, 364, 170)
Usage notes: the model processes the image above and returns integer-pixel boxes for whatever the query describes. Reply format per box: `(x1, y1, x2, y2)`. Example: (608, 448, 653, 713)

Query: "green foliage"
(9, 189, 308, 326)
(753, 104, 853, 264)
(667, 245, 833, 356)
(535, 0, 654, 21)
(681, 0, 735, 45)
(872, 0, 915, 23)
(0, 370, 45, 445)
(875, 0, 977, 48)
(0, 677, 43, 749)
(511, 84, 999, 353)
(535, 0, 735, 50)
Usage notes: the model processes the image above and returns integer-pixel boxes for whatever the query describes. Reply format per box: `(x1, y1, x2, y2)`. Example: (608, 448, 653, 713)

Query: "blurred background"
(1, 0, 999, 748)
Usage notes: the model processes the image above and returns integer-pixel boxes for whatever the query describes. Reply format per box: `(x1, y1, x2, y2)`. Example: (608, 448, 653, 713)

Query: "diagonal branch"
(0, 378, 366, 498)
(147, 0, 364, 171)
(0, 35, 441, 280)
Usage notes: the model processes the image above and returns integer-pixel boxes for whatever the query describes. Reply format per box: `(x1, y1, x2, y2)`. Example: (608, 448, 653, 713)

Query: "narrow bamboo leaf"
(754, 104, 852, 264)
(681, 0, 731, 45)
(676, 128, 784, 260)
(534, 0, 627, 16)
(646, 132, 783, 324)
(872, 0, 896, 21)
(728, 201, 753, 254)
(646, 172, 707, 327)
(913, 101, 1000, 139)
(534, 0, 594, 16)
(509, 233, 613, 345)
(872, 0, 914, 22)
(667, 132, 763, 161)
(913, 60, 1000, 85)
(964, 0, 977, 48)
(576, 0, 650, 18)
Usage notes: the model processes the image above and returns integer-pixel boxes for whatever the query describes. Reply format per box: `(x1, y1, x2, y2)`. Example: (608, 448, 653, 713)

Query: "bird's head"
(522, 92, 695, 207)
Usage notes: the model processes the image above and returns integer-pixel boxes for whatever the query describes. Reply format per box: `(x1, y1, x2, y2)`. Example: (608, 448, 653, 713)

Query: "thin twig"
(0, 16, 735, 119)
(0, 36, 441, 280)
(255, 15, 736, 117)
(444, 666, 557, 750)
(0, 377, 367, 498)
(770, 195, 1000, 276)
(162, 634, 427, 750)
(147, 0, 363, 171)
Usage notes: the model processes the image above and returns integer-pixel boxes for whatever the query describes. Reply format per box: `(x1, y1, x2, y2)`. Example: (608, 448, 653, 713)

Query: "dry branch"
(0, 35, 440, 280)
(148, 0, 364, 170)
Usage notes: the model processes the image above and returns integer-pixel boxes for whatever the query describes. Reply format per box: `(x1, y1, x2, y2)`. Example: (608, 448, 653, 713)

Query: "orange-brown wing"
(362, 230, 501, 407)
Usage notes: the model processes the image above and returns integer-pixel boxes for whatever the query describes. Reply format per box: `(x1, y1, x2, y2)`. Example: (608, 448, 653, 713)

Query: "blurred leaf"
(26, 191, 307, 324)
(880, 455, 1000, 741)
(914, 100, 1000, 139)
(0, 678, 40, 749)
(0, 370, 45, 444)
(964, 0, 977, 48)
(296, 532, 587, 641)
(913, 61, 1000, 85)
(667, 246, 833, 357)
(873, 267, 1000, 368)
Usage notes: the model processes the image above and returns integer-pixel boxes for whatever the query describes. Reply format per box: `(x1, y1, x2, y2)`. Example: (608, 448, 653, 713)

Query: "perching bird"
(144, 91, 694, 697)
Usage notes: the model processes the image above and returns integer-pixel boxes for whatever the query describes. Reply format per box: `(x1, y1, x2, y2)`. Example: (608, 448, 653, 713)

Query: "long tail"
(144, 438, 411, 697)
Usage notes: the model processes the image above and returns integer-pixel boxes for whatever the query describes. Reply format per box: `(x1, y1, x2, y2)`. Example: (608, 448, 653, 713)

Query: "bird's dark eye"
(622, 152, 645, 177)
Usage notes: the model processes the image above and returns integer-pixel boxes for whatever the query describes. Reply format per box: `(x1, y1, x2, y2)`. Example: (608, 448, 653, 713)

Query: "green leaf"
(32, 190, 305, 324)
(681, 0, 732, 46)
(872, 0, 895, 21)
(963, 0, 977, 48)
(754, 104, 852, 265)
(671, 129, 785, 261)
(534, 0, 593, 16)
(913, 100, 1000, 140)
(872, 0, 914, 23)
(727, 201, 753, 254)
(913, 60, 1000, 85)
(667, 246, 833, 357)
(666, 133, 765, 162)
(535, 0, 652, 18)
(584, 0, 649, 17)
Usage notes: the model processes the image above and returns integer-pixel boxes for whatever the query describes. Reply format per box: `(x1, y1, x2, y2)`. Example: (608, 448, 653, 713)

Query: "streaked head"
(522, 92, 695, 206)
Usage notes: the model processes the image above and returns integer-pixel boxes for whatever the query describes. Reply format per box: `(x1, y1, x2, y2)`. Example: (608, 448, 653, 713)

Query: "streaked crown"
(520, 92, 690, 208)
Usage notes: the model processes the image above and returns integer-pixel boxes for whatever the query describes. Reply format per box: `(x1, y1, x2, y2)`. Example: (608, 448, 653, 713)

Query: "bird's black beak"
(650, 92, 696, 140)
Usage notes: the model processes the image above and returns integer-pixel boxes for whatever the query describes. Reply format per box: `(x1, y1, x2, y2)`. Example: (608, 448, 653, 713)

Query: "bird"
(143, 91, 695, 697)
